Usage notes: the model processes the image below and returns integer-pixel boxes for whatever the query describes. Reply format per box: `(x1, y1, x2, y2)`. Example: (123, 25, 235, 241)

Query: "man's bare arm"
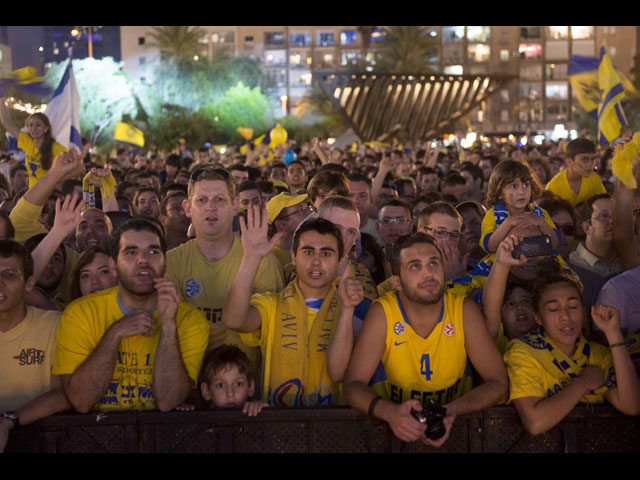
(62, 311, 156, 413)
(448, 299, 509, 417)
(152, 278, 192, 412)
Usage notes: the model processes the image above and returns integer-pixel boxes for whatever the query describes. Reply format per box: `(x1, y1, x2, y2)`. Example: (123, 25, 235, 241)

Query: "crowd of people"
(1, 99, 640, 451)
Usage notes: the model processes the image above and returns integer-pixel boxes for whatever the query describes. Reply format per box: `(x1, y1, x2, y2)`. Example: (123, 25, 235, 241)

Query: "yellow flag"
(597, 42, 627, 146)
(114, 122, 145, 148)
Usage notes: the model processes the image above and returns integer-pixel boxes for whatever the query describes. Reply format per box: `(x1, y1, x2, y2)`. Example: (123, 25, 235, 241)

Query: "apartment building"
(120, 26, 639, 136)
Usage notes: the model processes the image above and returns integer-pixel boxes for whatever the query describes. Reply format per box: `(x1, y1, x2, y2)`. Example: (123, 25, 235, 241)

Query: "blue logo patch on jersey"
(185, 278, 202, 298)
(393, 321, 406, 335)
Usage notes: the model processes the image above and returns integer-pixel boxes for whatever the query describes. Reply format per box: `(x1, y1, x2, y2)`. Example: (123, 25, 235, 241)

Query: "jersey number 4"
(420, 354, 434, 381)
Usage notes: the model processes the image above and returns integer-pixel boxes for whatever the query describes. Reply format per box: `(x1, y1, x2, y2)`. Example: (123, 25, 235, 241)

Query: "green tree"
(145, 26, 206, 65)
(376, 26, 439, 73)
(43, 57, 137, 150)
(199, 81, 272, 143)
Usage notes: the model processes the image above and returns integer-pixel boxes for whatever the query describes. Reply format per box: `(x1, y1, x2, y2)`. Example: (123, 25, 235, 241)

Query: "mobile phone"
(511, 234, 553, 259)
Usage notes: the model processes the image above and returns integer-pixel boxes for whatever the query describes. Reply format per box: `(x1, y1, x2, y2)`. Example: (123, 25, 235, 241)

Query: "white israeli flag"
(44, 58, 82, 151)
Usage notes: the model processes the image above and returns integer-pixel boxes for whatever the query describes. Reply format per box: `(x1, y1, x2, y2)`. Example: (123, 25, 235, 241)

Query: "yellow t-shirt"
(370, 290, 473, 405)
(270, 244, 292, 270)
(165, 237, 284, 364)
(18, 131, 67, 189)
(52, 286, 209, 411)
(545, 170, 607, 207)
(0, 306, 61, 411)
(504, 335, 615, 403)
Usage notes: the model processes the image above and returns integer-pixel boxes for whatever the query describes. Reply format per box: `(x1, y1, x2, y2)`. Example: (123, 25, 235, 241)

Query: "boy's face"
(201, 365, 255, 409)
(568, 152, 598, 177)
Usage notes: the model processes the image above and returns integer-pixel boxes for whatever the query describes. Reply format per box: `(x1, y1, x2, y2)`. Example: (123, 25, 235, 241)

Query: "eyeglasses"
(590, 213, 613, 223)
(380, 217, 410, 224)
(556, 223, 576, 236)
(280, 204, 314, 220)
(0, 269, 23, 282)
(422, 227, 461, 241)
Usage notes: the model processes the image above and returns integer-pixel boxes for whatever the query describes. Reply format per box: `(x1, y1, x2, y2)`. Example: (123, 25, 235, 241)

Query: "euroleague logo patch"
(185, 278, 202, 298)
(393, 322, 406, 335)
(443, 322, 455, 337)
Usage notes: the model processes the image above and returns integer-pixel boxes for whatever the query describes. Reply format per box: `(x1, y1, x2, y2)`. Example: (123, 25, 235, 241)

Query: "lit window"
(467, 26, 490, 43)
(341, 30, 357, 45)
(265, 32, 285, 46)
(546, 26, 568, 39)
(545, 81, 568, 100)
(370, 29, 386, 43)
(571, 26, 593, 39)
(444, 65, 463, 75)
(468, 44, 490, 62)
(442, 26, 465, 42)
(290, 32, 310, 47)
(317, 32, 335, 46)
(518, 43, 542, 59)
(500, 49, 510, 61)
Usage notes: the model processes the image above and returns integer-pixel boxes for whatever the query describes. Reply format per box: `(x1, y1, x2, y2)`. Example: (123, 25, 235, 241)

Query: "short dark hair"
(166, 154, 182, 168)
(160, 190, 187, 215)
(292, 217, 344, 260)
(307, 171, 350, 201)
(133, 186, 160, 206)
(539, 196, 578, 225)
(199, 344, 254, 386)
(0, 211, 16, 239)
(378, 198, 412, 220)
(109, 218, 167, 260)
(390, 232, 441, 276)
(579, 193, 612, 223)
(188, 166, 235, 200)
(348, 172, 372, 188)
(0, 239, 34, 278)
(418, 201, 462, 226)
(566, 138, 596, 159)
(236, 180, 260, 195)
(70, 246, 110, 300)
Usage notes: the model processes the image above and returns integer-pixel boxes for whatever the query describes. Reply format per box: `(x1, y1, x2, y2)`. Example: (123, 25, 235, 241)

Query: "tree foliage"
(145, 26, 207, 65)
(43, 57, 138, 149)
(376, 26, 439, 73)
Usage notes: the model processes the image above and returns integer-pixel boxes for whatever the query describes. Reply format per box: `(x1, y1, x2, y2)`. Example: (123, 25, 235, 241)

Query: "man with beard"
(343, 233, 507, 448)
(52, 219, 209, 412)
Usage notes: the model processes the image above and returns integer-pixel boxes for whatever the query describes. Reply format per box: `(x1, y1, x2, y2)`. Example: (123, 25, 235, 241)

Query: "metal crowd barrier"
(6, 405, 639, 453)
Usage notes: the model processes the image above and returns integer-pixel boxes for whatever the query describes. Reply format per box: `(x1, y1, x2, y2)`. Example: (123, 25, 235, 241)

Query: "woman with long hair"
(0, 95, 67, 188)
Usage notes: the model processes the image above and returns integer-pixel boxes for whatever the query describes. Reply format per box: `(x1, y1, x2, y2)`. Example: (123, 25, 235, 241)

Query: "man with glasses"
(266, 192, 315, 270)
(546, 138, 607, 206)
(376, 199, 414, 264)
(165, 168, 284, 372)
(569, 194, 620, 279)
(417, 202, 468, 281)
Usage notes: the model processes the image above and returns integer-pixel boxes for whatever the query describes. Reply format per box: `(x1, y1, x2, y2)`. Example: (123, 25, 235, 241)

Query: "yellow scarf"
(515, 327, 611, 403)
(267, 278, 341, 407)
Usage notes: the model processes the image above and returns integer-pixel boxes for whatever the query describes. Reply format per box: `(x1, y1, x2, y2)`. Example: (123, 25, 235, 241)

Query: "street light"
(70, 26, 103, 58)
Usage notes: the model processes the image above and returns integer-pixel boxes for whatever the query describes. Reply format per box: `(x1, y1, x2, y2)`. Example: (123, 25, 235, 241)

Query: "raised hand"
(240, 204, 282, 260)
(52, 193, 84, 238)
(591, 305, 622, 338)
(338, 262, 364, 309)
(154, 277, 180, 323)
(494, 234, 527, 267)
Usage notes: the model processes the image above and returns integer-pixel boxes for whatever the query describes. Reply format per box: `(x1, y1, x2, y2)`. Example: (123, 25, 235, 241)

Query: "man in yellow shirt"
(53, 219, 209, 413)
(546, 138, 607, 207)
(1, 240, 70, 452)
(343, 233, 508, 448)
(222, 212, 364, 407)
(166, 168, 284, 369)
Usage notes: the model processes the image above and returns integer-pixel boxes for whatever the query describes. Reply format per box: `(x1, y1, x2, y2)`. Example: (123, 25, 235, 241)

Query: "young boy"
(545, 138, 607, 207)
(199, 345, 268, 416)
